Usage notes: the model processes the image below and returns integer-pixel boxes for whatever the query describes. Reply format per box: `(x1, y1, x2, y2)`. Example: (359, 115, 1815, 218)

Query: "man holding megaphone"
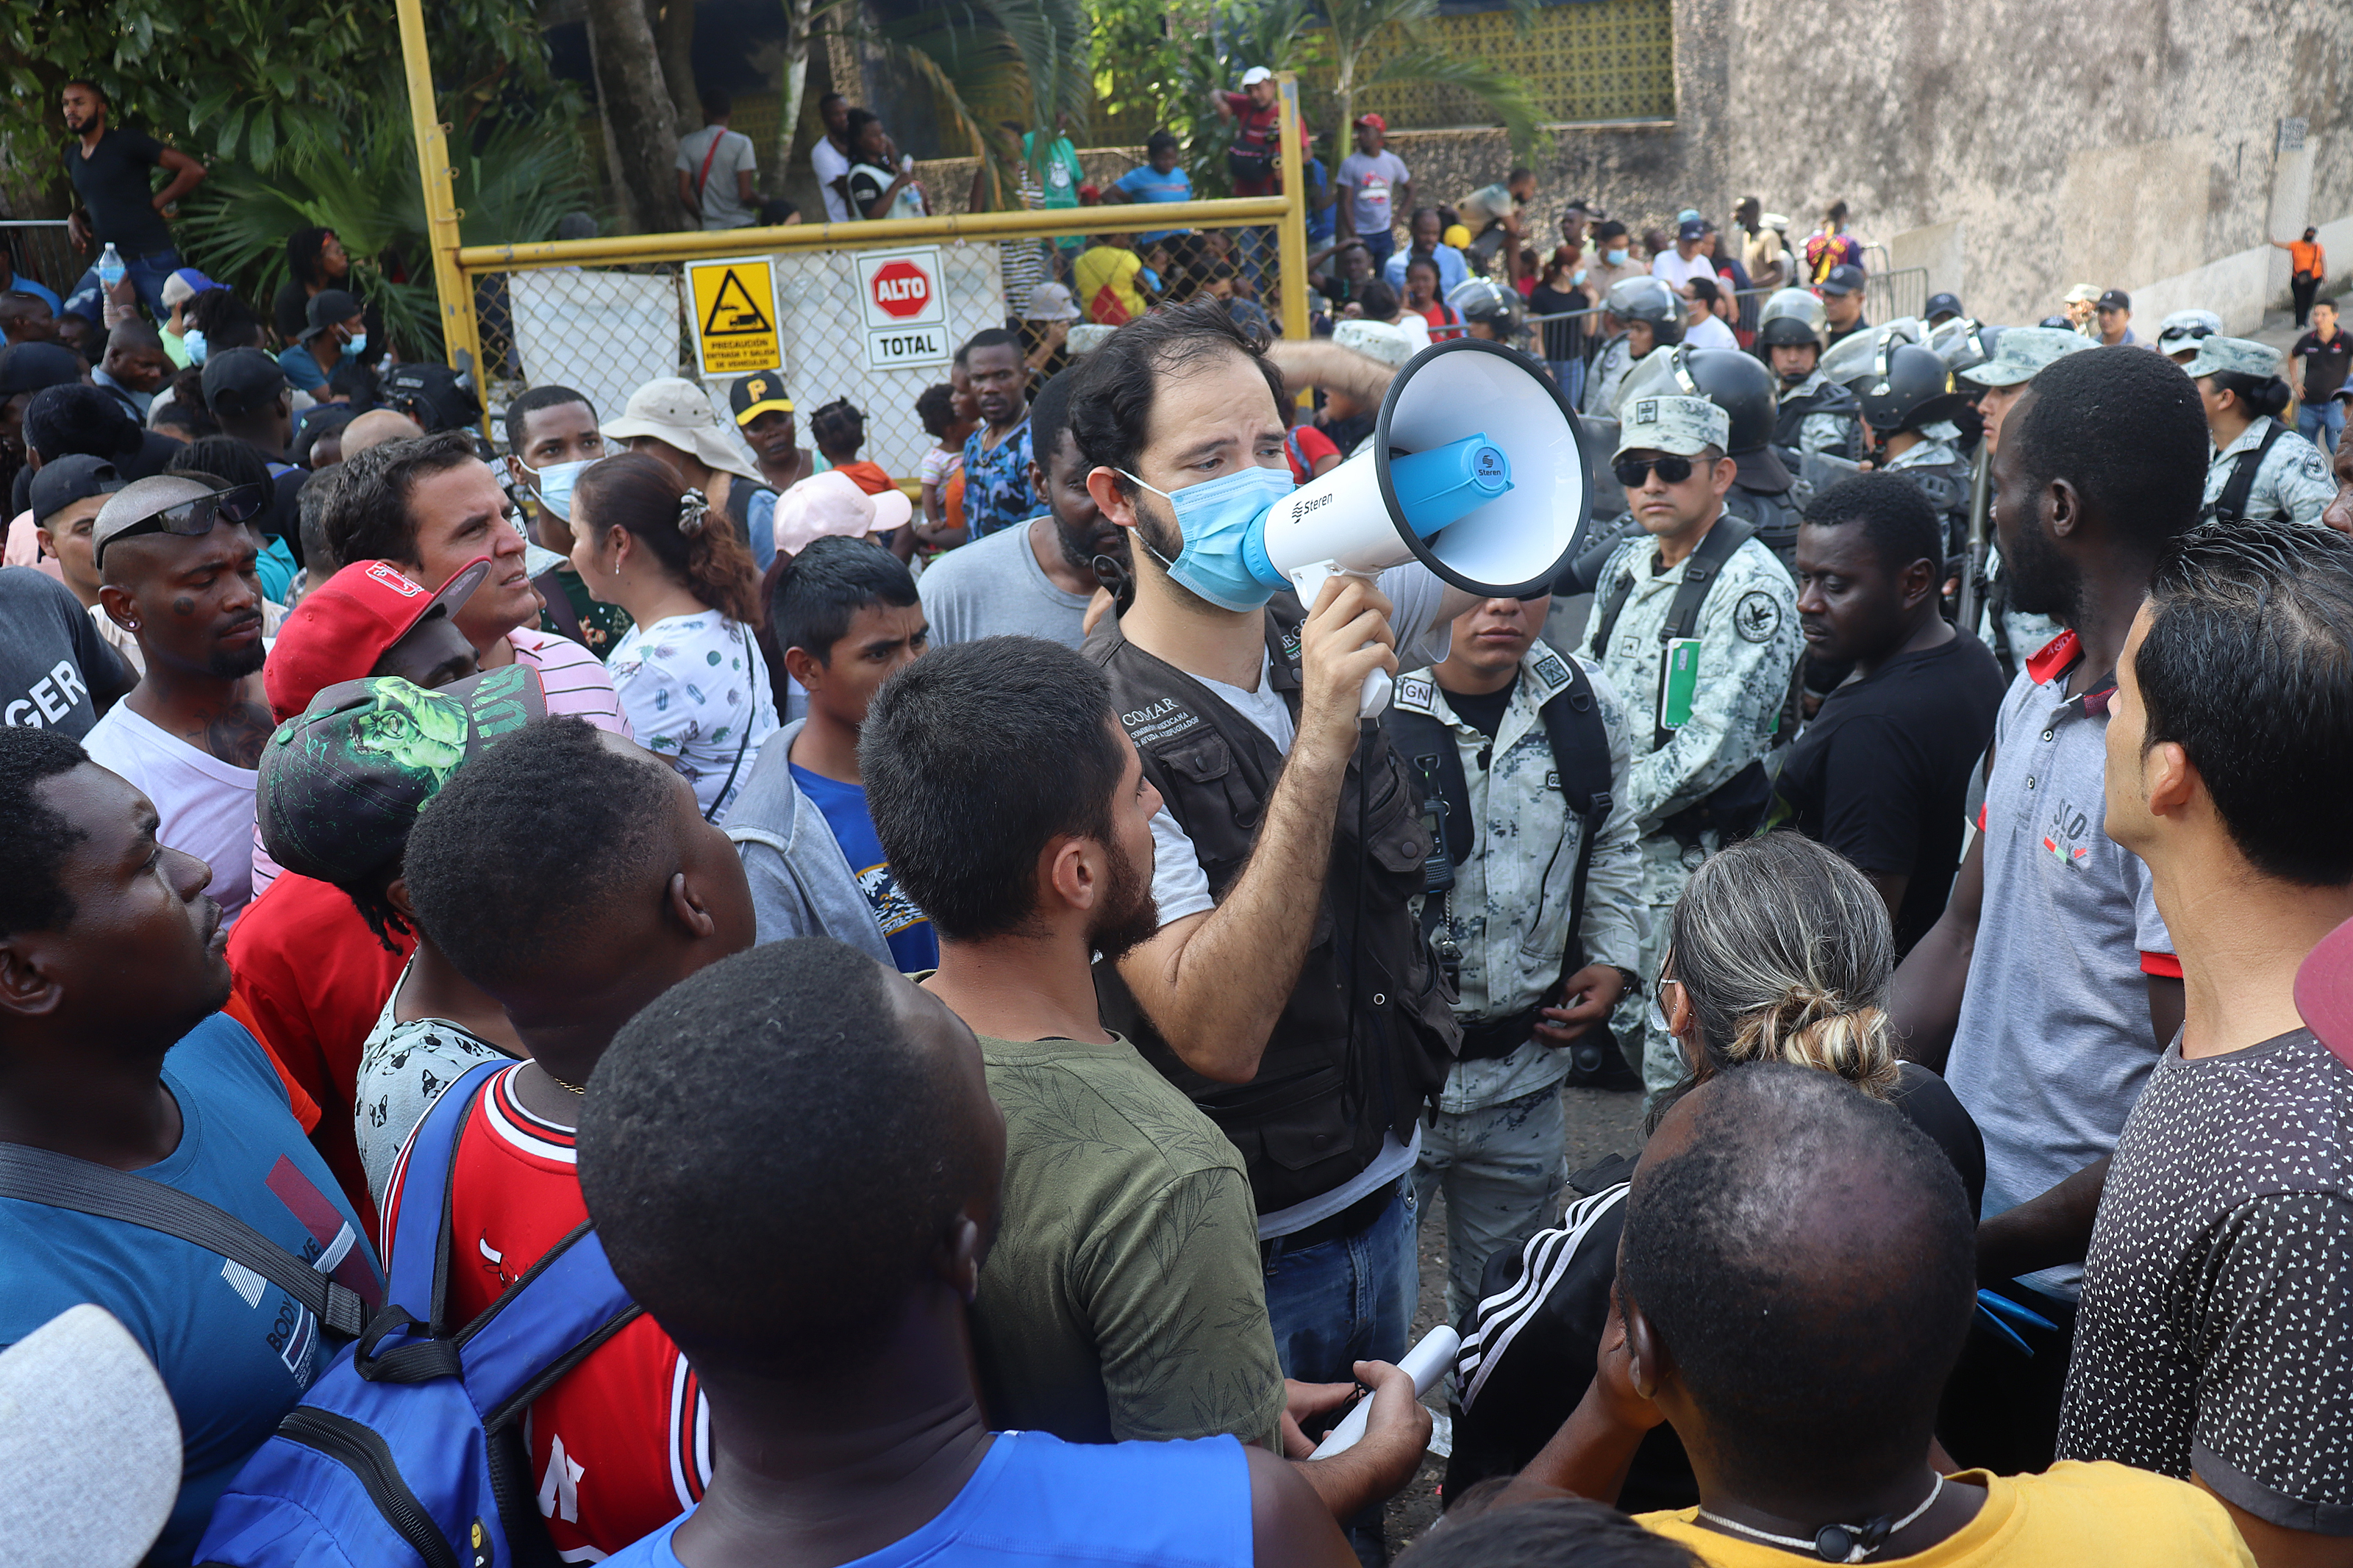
(1068, 301, 1594, 1517)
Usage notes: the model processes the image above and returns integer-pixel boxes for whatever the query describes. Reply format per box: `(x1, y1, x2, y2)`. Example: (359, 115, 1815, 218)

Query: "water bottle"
(97, 243, 125, 290)
(893, 154, 925, 220)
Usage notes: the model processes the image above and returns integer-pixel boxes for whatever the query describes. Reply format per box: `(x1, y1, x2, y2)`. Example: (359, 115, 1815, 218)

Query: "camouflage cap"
(258, 667, 546, 889)
(2178, 335, 2282, 382)
(1614, 393, 1730, 458)
(1957, 326, 2093, 389)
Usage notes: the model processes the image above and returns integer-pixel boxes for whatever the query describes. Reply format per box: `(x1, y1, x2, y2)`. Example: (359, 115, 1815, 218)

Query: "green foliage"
(173, 98, 593, 359)
(0, 0, 560, 179)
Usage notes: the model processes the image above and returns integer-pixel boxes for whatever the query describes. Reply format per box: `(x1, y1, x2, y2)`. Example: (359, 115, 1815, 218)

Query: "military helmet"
(1446, 276, 1524, 339)
(1756, 287, 1826, 349)
(1927, 316, 1999, 378)
(1860, 342, 1966, 434)
(1610, 346, 1789, 487)
(1604, 274, 1684, 346)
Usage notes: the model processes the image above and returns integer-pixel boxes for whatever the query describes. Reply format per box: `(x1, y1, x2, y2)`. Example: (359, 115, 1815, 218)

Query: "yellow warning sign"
(685, 257, 782, 376)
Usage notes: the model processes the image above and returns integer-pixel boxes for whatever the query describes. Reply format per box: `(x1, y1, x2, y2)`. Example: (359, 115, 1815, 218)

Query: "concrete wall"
(1712, 0, 2353, 329)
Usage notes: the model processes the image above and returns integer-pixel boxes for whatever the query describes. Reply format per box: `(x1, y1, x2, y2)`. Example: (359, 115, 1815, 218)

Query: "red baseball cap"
(1354, 112, 1388, 132)
(265, 556, 493, 723)
(2295, 917, 2353, 1070)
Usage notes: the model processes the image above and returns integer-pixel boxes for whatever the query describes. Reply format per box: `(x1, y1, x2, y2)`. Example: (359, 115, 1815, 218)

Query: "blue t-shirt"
(1303, 156, 1335, 244)
(790, 762, 939, 973)
(600, 1431, 1252, 1567)
(1113, 163, 1194, 245)
(0, 1014, 383, 1566)
(274, 343, 329, 394)
(1384, 243, 1469, 294)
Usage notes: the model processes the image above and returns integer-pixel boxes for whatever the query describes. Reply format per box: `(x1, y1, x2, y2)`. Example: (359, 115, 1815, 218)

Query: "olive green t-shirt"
(970, 1030, 1287, 1450)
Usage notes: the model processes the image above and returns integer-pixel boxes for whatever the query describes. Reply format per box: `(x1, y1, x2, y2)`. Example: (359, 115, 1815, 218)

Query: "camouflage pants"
(1609, 834, 1711, 1111)
(1413, 1083, 1568, 1328)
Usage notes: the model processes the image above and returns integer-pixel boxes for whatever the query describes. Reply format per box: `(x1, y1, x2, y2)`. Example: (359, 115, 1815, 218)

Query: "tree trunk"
(584, 0, 682, 233)
(651, 0, 700, 135)
(774, 0, 818, 183)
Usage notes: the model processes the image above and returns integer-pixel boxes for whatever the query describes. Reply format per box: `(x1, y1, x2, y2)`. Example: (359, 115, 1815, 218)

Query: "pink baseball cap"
(772, 470, 914, 557)
(2294, 916, 2353, 1070)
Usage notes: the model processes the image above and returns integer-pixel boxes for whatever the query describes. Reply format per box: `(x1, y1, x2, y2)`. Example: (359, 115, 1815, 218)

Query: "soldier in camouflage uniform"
(1958, 327, 2092, 676)
(1758, 287, 1864, 465)
(2181, 336, 2338, 527)
(1585, 396, 1801, 1103)
(1396, 595, 1643, 1321)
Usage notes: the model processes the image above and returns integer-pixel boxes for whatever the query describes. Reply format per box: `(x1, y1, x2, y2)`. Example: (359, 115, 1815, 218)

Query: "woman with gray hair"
(1657, 830, 1904, 1102)
(1442, 833, 1985, 1511)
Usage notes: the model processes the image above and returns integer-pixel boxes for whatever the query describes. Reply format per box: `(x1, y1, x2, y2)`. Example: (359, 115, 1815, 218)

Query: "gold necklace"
(540, 1064, 588, 1095)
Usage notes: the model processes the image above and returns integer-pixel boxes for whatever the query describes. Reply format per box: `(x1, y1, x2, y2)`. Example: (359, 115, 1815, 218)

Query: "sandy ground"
(1378, 1081, 1652, 1558)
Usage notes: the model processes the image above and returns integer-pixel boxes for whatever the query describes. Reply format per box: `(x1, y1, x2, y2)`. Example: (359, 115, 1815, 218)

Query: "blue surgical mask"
(1605, 248, 1629, 266)
(184, 329, 208, 365)
(1118, 462, 1296, 612)
(528, 457, 599, 523)
(1571, 268, 1588, 287)
(343, 331, 368, 358)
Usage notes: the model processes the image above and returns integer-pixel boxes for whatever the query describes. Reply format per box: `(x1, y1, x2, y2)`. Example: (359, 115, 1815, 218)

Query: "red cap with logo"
(1354, 112, 1388, 132)
(265, 556, 493, 723)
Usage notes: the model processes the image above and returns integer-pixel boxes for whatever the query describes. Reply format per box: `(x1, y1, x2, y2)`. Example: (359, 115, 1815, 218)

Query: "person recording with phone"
(1071, 299, 1478, 1557)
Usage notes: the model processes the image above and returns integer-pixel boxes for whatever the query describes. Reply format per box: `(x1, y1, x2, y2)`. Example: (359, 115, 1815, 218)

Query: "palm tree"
(1321, 0, 1540, 159)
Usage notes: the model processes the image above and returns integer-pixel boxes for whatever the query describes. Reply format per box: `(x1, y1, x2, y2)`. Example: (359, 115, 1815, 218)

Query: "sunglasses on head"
(93, 484, 269, 568)
(1614, 454, 1696, 488)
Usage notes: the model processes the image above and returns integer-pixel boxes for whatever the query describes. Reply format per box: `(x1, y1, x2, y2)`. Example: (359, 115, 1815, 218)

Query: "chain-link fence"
(460, 204, 1303, 481)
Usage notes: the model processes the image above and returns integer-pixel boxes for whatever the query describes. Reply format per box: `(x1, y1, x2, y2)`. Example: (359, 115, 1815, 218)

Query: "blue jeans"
(2299, 397, 2345, 457)
(65, 244, 182, 323)
(1261, 1178, 1418, 1386)
(1549, 358, 1587, 409)
(1356, 227, 1396, 275)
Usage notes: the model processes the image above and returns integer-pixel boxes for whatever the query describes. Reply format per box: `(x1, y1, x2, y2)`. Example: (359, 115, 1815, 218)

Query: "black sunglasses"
(93, 484, 269, 568)
(1614, 454, 1696, 488)
(2160, 324, 2215, 343)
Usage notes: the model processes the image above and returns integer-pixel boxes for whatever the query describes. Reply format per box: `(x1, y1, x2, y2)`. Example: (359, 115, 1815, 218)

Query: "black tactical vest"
(1084, 604, 1460, 1214)
(1773, 380, 1863, 460)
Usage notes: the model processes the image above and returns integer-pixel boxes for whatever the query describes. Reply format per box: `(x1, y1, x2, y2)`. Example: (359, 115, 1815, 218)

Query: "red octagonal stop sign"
(871, 259, 932, 319)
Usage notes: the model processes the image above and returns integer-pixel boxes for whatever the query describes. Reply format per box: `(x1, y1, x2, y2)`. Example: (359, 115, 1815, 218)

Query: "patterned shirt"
(2202, 416, 2336, 528)
(605, 612, 779, 822)
(351, 959, 515, 1208)
(2059, 1028, 2353, 1530)
(960, 415, 1035, 541)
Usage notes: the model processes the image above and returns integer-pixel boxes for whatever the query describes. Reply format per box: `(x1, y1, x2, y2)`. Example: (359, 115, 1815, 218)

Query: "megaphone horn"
(1247, 339, 1595, 716)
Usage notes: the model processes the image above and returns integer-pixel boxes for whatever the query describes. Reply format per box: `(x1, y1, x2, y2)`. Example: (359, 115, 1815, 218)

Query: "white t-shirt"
(606, 611, 779, 821)
(810, 135, 852, 223)
(1649, 248, 1715, 289)
(82, 703, 260, 922)
(1684, 313, 1739, 351)
(1139, 565, 1453, 1236)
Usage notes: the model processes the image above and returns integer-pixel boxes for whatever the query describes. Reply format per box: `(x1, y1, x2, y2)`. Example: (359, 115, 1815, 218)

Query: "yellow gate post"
(394, 0, 485, 376)
(1275, 71, 1310, 340)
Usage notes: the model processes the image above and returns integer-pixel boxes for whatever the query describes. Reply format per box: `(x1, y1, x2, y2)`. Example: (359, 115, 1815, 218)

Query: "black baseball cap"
(1819, 262, 1866, 296)
(300, 288, 364, 342)
(1924, 292, 1963, 321)
(382, 361, 482, 433)
(0, 343, 85, 398)
(258, 667, 547, 888)
(729, 370, 793, 426)
(201, 348, 288, 418)
(2096, 288, 2131, 311)
(30, 454, 124, 528)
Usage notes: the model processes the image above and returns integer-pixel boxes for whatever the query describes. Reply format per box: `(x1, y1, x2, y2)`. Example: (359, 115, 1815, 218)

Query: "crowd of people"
(5, 70, 2353, 1568)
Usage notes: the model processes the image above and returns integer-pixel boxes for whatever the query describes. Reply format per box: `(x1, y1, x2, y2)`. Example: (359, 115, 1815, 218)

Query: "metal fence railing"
(0, 221, 84, 304)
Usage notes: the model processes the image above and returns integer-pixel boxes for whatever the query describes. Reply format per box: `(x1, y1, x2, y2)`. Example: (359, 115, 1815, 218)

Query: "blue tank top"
(602, 1431, 1254, 1566)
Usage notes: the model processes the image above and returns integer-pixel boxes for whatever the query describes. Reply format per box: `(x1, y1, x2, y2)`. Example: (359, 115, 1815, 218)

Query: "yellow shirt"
(1638, 1464, 2254, 1567)
(1074, 246, 1146, 323)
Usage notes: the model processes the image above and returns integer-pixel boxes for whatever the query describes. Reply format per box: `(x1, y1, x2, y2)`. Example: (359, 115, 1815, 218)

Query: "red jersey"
(382, 1064, 709, 1558)
(228, 869, 415, 1234)
(1283, 424, 1340, 484)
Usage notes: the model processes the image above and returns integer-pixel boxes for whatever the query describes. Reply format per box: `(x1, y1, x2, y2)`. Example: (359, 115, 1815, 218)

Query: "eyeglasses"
(92, 483, 268, 568)
(1614, 454, 1696, 488)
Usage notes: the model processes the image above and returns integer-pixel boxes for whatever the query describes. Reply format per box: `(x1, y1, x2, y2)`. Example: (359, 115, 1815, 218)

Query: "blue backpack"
(196, 1060, 639, 1568)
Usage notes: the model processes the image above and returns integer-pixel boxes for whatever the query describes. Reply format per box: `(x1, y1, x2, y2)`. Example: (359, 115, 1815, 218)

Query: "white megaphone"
(1241, 339, 1594, 716)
